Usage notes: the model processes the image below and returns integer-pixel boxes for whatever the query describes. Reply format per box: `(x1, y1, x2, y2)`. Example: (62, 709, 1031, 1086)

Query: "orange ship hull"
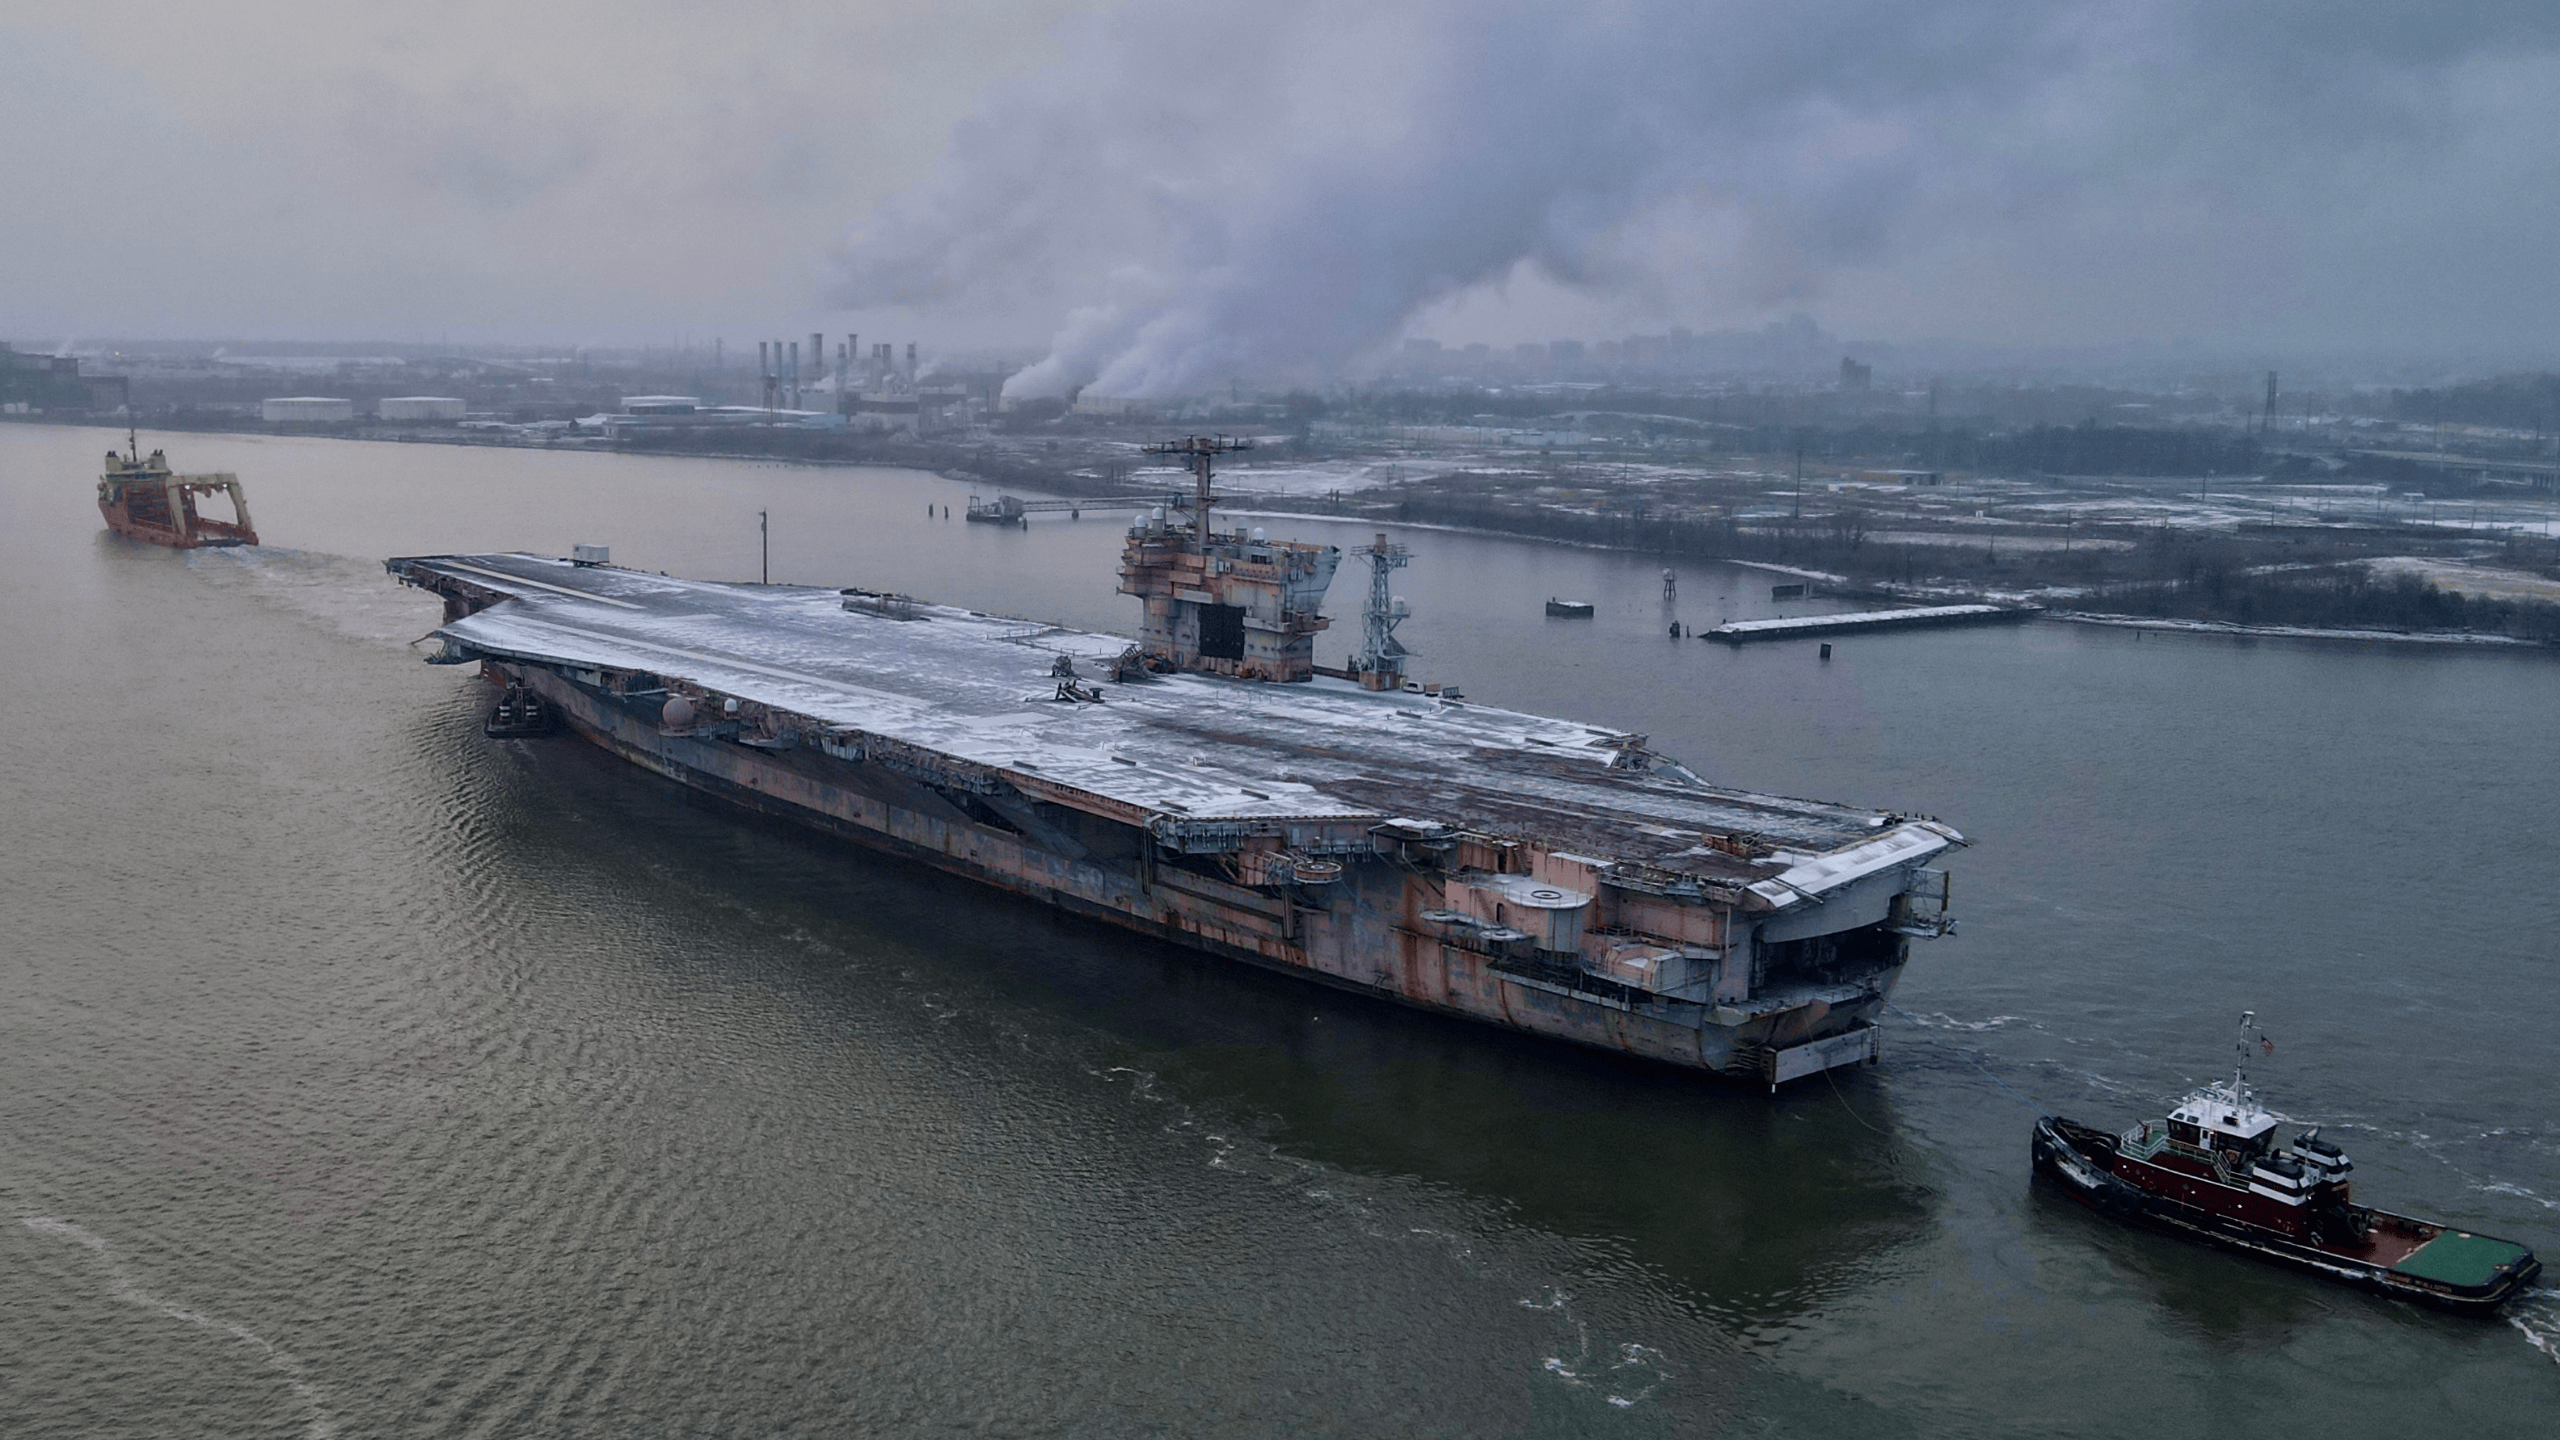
(96, 443, 258, 548)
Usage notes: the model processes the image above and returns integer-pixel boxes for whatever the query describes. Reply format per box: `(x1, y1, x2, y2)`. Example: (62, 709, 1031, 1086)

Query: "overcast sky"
(9, 1, 2560, 386)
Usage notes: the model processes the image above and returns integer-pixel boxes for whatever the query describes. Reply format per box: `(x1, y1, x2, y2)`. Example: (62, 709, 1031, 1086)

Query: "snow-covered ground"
(2052, 613, 2544, 647)
(1111, 456, 1478, 498)
(2365, 557, 2560, 604)
(1863, 530, 2137, 552)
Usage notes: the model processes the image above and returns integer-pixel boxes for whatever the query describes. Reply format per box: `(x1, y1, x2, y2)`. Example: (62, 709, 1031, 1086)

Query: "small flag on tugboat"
(2261, 1035, 2275, 1056)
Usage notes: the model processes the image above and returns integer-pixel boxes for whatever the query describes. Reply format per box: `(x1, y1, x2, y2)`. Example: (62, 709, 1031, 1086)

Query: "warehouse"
(261, 396, 354, 423)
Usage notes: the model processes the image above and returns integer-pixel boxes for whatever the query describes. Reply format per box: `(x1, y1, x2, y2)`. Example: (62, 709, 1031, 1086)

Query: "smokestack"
(848, 334, 858, 392)
(789, 341, 801, 408)
(906, 342, 917, 377)
(812, 332, 825, 383)
(758, 341, 771, 410)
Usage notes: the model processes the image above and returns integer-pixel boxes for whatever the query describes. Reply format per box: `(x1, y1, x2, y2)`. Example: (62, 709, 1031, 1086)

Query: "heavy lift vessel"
(97, 428, 258, 548)
(389, 437, 1964, 1085)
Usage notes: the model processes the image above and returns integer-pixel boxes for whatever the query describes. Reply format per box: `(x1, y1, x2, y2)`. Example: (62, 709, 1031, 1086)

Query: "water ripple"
(21, 1216, 338, 1438)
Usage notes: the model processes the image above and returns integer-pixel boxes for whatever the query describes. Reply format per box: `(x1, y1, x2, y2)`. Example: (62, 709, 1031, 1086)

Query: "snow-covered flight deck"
(389, 545, 1964, 1084)
(403, 552, 1937, 889)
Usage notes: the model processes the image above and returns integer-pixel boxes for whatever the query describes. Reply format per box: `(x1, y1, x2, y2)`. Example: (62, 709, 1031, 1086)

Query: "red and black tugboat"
(97, 427, 258, 548)
(2033, 1013, 2541, 1314)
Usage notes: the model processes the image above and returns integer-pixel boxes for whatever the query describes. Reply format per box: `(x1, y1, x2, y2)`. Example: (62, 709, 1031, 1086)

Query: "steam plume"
(830, 0, 2560, 398)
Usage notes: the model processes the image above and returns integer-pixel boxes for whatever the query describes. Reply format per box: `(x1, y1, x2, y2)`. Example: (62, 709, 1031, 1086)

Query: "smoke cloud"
(831, 0, 2560, 397)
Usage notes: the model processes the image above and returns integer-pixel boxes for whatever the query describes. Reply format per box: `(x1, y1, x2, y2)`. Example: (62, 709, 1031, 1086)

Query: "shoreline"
(27, 417, 2553, 654)
(1217, 502, 1848, 584)
(2050, 612, 2548, 648)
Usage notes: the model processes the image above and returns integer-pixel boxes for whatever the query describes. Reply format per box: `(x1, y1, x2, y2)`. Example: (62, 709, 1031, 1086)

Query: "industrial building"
(377, 396, 467, 421)
(587, 395, 840, 441)
(261, 396, 355, 423)
(2, 343, 127, 413)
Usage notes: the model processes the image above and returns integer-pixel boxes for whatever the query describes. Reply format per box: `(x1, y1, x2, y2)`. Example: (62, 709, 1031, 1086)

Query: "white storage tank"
(261, 396, 354, 423)
(377, 396, 466, 421)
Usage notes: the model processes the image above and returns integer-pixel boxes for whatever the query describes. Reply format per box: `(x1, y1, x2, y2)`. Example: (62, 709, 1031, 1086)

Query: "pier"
(1706, 604, 2041, 643)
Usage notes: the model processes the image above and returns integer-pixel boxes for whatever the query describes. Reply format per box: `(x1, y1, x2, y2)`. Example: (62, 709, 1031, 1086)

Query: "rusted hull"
(385, 549, 1957, 1090)
(504, 661, 1895, 1079)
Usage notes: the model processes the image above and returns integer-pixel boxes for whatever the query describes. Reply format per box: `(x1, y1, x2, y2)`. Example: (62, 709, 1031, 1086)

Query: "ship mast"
(2232, 1009, 2256, 1110)
(1351, 533, 1411, 688)
(1142, 434, 1250, 552)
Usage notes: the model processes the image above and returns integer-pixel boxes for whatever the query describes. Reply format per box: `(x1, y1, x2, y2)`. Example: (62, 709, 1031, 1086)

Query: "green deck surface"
(2389, 1230, 2531, 1286)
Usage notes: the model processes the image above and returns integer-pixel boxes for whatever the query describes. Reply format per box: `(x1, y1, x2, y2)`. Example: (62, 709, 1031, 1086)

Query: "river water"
(4, 424, 2555, 1437)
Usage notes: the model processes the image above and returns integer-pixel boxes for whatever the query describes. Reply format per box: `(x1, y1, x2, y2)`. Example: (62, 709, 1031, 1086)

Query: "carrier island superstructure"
(388, 438, 1962, 1086)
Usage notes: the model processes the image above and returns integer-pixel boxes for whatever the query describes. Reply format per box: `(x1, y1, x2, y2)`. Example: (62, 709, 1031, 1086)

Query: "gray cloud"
(0, 1, 1101, 341)
(831, 0, 2560, 395)
(6, 1, 2555, 361)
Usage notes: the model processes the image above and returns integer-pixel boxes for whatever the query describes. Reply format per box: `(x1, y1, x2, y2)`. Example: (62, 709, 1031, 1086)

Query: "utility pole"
(1793, 435, 1805, 520)
(759, 509, 769, 584)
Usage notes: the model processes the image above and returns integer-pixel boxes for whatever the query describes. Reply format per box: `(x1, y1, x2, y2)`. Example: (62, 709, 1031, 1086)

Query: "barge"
(389, 438, 1965, 1085)
(1706, 604, 2038, 643)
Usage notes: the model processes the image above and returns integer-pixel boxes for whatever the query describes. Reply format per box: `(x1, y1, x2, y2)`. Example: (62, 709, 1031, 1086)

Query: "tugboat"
(97, 428, 258, 547)
(2033, 1013, 2541, 1314)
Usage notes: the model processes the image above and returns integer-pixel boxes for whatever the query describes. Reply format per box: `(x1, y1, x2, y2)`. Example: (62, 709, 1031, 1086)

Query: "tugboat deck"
(2391, 1230, 2533, 1286)
(397, 552, 1948, 890)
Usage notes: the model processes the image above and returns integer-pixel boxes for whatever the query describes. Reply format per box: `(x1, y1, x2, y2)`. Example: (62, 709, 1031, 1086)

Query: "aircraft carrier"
(388, 438, 1962, 1085)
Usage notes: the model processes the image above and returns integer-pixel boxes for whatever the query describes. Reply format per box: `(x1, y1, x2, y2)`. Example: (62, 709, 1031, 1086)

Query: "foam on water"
(21, 1217, 338, 1439)
(2508, 1290, 2560, 1367)
(2473, 1181, 2560, 1213)
(1529, 1291, 1675, 1412)
(187, 544, 444, 648)
(1901, 1011, 2029, 1032)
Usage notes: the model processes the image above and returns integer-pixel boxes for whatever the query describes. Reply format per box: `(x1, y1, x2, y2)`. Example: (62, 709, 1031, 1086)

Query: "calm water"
(4, 424, 2555, 1437)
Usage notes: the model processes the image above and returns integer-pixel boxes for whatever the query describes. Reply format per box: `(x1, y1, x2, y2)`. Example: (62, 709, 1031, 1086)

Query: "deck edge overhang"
(1743, 820, 1964, 911)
